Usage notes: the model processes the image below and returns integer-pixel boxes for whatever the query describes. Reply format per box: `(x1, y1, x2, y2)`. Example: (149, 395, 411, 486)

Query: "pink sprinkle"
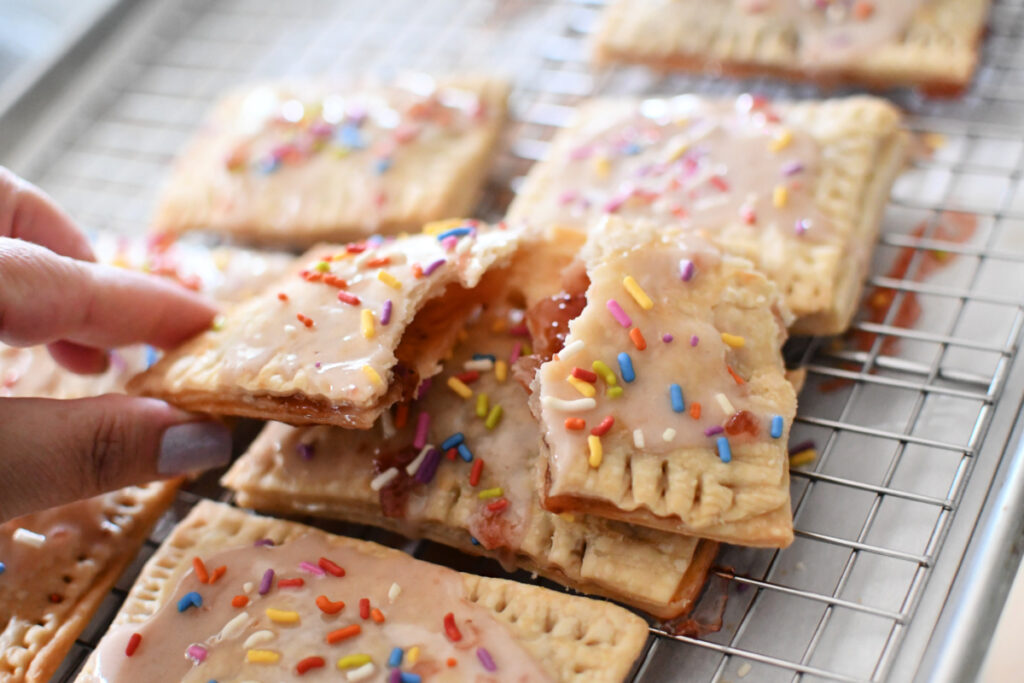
(423, 258, 446, 276)
(704, 425, 724, 437)
(299, 561, 325, 576)
(441, 236, 458, 251)
(781, 161, 804, 176)
(558, 190, 580, 205)
(381, 299, 392, 326)
(254, 538, 274, 547)
(389, 670, 402, 683)
(795, 219, 810, 236)
(662, 334, 673, 343)
(690, 335, 699, 347)
(186, 645, 207, 663)
(413, 412, 431, 450)
(510, 342, 522, 365)
(679, 259, 696, 282)
(603, 195, 628, 213)
(606, 299, 632, 328)
(570, 145, 593, 161)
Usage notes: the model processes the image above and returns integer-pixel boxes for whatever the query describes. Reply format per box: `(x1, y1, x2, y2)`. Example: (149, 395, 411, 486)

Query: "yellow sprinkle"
(422, 219, 463, 236)
(406, 647, 420, 665)
(265, 608, 300, 624)
(721, 332, 746, 348)
(666, 140, 689, 162)
(476, 393, 489, 418)
(607, 386, 623, 399)
(360, 309, 375, 339)
(593, 156, 612, 178)
(522, 343, 532, 355)
(773, 184, 788, 208)
(771, 128, 793, 152)
(587, 435, 603, 468)
(211, 314, 226, 332)
(377, 270, 402, 290)
(491, 318, 508, 333)
(789, 449, 817, 468)
(484, 404, 503, 430)
(559, 512, 576, 523)
(315, 261, 330, 273)
(568, 375, 597, 398)
(447, 377, 473, 399)
(247, 649, 281, 664)
(495, 360, 508, 383)
(337, 654, 373, 669)
(362, 365, 383, 386)
(592, 361, 618, 386)
(622, 276, 654, 310)
(478, 487, 503, 500)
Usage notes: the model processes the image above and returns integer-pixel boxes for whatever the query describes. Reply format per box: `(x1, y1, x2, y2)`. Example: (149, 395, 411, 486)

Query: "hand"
(0, 168, 231, 523)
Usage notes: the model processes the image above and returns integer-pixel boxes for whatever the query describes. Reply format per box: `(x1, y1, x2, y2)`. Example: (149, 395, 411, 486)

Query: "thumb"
(0, 395, 231, 522)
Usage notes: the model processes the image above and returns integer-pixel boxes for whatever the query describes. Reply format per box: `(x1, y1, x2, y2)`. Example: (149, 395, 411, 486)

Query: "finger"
(0, 238, 217, 350)
(0, 395, 231, 522)
(0, 167, 95, 262)
(46, 340, 110, 374)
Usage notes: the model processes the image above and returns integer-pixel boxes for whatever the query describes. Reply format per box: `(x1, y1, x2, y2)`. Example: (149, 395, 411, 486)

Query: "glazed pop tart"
(75, 501, 649, 682)
(129, 221, 520, 429)
(535, 218, 797, 547)
(223, 306, 717, 619)
(153, 74, 508, 246)
(508, 94, 908, 335)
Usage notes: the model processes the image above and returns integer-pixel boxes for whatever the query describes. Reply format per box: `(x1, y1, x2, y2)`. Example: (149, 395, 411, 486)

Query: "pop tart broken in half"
(535, 218, 797, 547)
(129, 221, 519, 429)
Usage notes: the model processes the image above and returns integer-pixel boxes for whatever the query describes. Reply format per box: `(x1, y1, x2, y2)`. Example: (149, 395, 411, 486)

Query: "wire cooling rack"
(3, 0, 1024, 681)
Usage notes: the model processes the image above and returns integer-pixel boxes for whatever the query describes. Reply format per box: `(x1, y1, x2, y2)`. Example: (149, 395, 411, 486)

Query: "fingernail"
(157, 421, 232, 475)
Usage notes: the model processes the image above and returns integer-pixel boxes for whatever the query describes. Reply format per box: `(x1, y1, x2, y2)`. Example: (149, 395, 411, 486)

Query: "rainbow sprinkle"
(361, 309, 375, 339)
(606, 299, 632, 327)
(669, 384, 685, 413)
(617, 352, 635, 382)
(717, 437, 733, 463)
(447, 377, 473, 399)
(770, 415, 784, 438)
(587, 435, 603, 467)
(622, 276, 654, 310)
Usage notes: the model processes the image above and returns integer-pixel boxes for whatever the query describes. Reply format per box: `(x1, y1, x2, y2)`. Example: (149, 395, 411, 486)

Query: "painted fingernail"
(157, 422, 231, 475)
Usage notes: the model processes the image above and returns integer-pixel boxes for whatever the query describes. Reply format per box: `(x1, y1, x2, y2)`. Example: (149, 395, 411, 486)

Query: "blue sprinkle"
(669, 384, 685, 413)
(770, 415, 784, 439)
(400, 674, 422, 683)
(0, 561, 6, 575)
(622, 142, 642, 155)
(470, 537, 480, 545)
(457, 443, 473, 462)
(441, 432, 465, 450)
(336, 124, 364, 149)
(436, 226, 472, 241)
(144, 345, 159, 369)
(374, 157, 393, 174)
(717, 437, 732, 463)
(617, 352, 636, 383)
(388, 646, 404, 668)
(177, 591, 202, 612)
(472, 353, 497, 362)
(257, 157, 280, 174)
